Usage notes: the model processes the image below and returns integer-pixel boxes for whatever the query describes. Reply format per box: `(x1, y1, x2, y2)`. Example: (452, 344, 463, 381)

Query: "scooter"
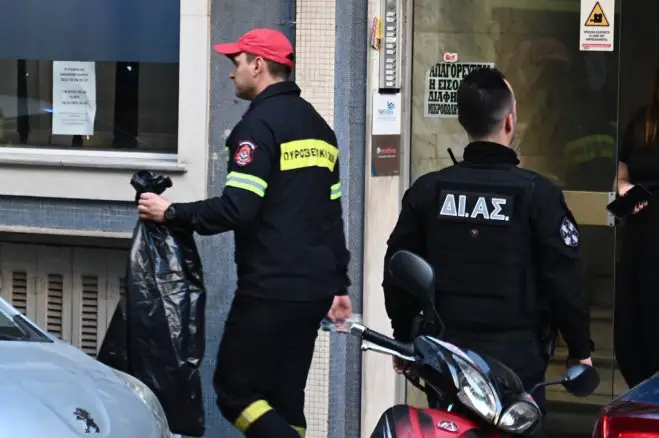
(351, 249, 600, 437)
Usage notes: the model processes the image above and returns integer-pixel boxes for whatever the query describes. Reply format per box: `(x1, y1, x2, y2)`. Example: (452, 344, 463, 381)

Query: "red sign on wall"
(371, 135, 400, 177)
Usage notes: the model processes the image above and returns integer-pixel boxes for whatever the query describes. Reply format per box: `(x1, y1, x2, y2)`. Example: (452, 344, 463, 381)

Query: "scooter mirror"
(529, 364, 600, 398)
(387, 250, 435, 308)
(561, 364, 600, 398)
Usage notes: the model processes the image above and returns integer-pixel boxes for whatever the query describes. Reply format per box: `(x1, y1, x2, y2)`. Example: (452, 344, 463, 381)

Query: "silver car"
(0, 296, 173, 438)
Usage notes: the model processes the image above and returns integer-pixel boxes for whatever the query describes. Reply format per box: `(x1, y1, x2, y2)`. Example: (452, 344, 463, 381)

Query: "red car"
(592, 372, 659, 437)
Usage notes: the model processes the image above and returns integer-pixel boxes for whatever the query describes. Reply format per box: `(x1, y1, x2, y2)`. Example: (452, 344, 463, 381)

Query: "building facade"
(0, 0, 653, 437)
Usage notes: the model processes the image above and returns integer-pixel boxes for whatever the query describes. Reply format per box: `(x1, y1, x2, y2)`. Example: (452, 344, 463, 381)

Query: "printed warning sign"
(585, 2, 609, 26)
(424, 61, 495, 118)
(580, 0, 614, 51)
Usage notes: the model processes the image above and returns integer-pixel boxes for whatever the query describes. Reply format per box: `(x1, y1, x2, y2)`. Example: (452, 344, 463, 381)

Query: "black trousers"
(614, 217, 659, 389)
(214, 293, 333, 437)
(427, 333, 548, 437)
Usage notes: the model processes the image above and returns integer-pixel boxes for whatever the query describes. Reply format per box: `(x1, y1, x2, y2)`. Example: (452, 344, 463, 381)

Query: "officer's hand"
(579, 357, 593, 367)
(393, 357, 410, 374)
(137, 193, 172, 223)
(567, 356, 593, 367)
(327, 295, 352, 322)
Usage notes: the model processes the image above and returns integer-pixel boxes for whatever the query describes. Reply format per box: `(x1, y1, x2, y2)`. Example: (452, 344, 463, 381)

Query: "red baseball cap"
(213, 28, 295, 68)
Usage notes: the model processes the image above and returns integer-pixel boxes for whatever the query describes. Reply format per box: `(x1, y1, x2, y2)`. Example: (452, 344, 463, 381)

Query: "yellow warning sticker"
(585, 1, 609, 27)
(580, 0, 614, 51)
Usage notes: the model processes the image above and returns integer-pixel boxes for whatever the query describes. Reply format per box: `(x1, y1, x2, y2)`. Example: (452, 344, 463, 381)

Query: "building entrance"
(406, 0, 659, 436)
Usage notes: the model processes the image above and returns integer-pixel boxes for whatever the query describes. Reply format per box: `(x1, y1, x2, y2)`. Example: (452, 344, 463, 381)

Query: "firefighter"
(137, 28, 353, 438)
(383, 68, 593, 422)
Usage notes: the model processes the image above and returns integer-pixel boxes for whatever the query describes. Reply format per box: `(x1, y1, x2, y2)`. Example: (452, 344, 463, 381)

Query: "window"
(0, 0, 210, 202)
(0, 0, 180, 154)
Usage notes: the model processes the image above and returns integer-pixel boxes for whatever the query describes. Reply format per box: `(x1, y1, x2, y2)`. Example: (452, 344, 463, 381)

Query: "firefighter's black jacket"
(383, 141, 592, 360)
(167, 81, 350, 301)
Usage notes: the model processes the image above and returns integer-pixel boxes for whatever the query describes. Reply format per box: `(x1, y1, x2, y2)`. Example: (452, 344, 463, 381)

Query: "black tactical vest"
(423, 162, 538, 332)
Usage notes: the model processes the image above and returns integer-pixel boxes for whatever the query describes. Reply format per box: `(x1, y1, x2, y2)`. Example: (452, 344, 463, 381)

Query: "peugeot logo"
(74, 408, 100, 434)
(438, 420, 459, 433)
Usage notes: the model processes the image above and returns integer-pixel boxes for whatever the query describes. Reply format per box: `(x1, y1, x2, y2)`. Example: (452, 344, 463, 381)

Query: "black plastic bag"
(97, 170, 207, 437)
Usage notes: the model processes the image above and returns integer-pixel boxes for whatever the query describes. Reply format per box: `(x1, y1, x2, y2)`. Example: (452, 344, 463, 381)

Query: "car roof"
(617, 372, 659, 406)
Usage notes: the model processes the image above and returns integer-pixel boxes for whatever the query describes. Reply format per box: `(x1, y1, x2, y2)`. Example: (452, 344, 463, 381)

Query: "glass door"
(405, 0, 633, 436)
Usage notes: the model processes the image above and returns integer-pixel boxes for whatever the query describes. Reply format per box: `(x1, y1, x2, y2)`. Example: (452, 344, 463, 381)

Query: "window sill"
(0, 149, 188, 172)
(0, 147, 203, 202)
(0, 225, 132, 240)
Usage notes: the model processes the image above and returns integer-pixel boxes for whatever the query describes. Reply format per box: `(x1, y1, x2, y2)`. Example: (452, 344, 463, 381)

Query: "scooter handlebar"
(351, 323, 416, 358)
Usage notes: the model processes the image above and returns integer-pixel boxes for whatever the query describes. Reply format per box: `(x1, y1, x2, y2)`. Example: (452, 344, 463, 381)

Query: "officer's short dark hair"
(246, 53, 292, 80)
(457, 68, 514, 138)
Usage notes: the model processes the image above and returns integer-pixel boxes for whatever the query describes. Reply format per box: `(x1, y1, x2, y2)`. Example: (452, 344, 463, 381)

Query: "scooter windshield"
(467, 351, 525, 396)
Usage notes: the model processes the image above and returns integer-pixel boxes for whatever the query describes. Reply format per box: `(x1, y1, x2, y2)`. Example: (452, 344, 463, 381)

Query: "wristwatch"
(164, 204, 177, 222)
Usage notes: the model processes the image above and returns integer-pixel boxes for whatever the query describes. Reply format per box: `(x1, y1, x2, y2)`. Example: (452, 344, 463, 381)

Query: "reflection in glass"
(410, 2, 619, 193)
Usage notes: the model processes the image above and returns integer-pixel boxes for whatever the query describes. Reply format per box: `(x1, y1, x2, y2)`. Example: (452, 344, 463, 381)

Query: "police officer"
(383, 68, 593, 417)
(137, 28, 353, 438)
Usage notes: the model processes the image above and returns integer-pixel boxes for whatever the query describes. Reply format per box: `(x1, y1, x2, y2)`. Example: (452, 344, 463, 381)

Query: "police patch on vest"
(234, 140, 256, 167)
(437, 190, 514, 225)
(560, 217, 579, 247)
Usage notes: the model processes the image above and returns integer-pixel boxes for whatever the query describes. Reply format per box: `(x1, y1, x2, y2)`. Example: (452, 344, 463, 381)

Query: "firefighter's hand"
(137, 193, 172, 223)
(327, 295, 353, 322)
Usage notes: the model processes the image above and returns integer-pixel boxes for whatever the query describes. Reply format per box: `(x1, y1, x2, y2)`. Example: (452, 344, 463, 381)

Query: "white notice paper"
(580, 0, 615, 51)
(372, 92, 402, 135)
(424, 62, 495, 118)
(52, 61, 97, 135)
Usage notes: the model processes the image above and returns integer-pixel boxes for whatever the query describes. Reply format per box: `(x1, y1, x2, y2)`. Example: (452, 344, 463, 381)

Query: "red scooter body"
(371, 404, 500, 437)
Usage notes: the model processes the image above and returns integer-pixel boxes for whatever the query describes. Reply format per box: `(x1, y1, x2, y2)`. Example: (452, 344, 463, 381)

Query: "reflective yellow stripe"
(280, 139, 339, 171)
(235, 400, 272, 432)
(292, 425, 306, 437)
(225, 145, 230, 161)
(330, 182, 342, 200)
(225, 171, 268, 197)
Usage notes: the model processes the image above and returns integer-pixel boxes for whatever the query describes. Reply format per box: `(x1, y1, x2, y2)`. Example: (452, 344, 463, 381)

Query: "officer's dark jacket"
(169, 81, 350, 301)
(383, 141, 592, 359)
